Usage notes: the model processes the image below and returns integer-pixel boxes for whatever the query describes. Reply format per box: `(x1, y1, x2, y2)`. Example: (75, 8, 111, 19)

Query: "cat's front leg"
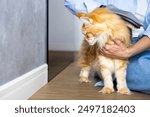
(79, 67, 91, 83)
(100, 69, 114, 94)
(99, 68, 114, 94)
(98, 56, 114, 94)
(115, 60, 131, 95)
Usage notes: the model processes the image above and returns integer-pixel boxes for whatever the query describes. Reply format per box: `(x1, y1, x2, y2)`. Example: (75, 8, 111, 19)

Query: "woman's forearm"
(128, 36, 150, 57)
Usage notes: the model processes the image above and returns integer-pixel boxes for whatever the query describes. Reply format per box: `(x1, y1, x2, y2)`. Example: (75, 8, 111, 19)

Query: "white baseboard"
(0, 64, 48, 100)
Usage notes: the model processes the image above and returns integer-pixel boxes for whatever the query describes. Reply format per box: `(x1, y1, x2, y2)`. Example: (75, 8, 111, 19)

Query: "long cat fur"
(77, 8, 131, 95)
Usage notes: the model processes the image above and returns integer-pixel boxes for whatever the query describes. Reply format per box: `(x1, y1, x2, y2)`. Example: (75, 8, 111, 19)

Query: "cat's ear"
(77, 12, 93, 25)
(79, 17, 93, 25)
(76, 12, 86, 17)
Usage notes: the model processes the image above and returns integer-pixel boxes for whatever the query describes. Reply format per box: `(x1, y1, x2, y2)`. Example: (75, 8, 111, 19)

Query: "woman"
(65, 0, 150, 94)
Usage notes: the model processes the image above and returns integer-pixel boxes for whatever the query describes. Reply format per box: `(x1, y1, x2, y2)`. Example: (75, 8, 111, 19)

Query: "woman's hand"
(100, 40, 133, 59)
(100, 36, 150, 59)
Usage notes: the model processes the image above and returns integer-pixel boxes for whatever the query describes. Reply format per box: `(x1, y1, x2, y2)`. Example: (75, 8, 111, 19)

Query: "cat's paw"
(117, 87, 131, 95)
(79, 77, 91, 83)
(99, 87, 114, 94)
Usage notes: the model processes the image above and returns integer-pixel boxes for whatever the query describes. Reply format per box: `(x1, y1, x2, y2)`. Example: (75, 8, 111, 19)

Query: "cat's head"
(77, 10, 109, 46)
(77, 8, 132, 47)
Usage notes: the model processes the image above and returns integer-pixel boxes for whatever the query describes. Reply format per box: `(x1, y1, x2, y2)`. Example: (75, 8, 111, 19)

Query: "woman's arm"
(129, 36, 150, 56)
(64, 0, 105, 15)
(101, 2, 150, 60)
(101, 36, 150, 59)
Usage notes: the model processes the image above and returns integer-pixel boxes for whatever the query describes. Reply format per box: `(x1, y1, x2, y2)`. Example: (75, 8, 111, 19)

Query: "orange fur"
(77, 8, 131, 46)
(78, 8, 131, 95)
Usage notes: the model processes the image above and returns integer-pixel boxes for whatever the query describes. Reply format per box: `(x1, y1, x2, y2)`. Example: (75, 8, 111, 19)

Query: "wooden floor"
(48, 51, 74, 81)
(30, 61, 150, 100)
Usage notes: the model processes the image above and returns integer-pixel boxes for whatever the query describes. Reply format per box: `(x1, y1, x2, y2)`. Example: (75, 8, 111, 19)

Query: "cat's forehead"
(82, 23, 106, 34)
(82, 23, 106, 30)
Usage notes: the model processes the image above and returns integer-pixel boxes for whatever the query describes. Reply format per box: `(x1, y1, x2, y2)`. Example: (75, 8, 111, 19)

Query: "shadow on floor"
(49, 51, 76, 81)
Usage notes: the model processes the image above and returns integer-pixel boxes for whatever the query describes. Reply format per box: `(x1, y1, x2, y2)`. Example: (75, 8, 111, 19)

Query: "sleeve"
(140, 3, 150, 38)
(64, 0, 107, 15)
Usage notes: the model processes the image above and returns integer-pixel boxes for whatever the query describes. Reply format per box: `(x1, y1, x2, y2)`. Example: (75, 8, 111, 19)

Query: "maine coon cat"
(77, 8, 131, 95)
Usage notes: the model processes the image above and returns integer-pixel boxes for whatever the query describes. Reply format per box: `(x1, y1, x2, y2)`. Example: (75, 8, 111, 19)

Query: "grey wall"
(49, 0, 83, 51)
(0, 0, 47, 85)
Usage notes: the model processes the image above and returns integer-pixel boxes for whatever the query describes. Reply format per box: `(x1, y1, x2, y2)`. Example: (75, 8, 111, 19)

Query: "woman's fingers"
(103, 44, 118, 53)
(100, 47, 119, 58)
(101, 46, 112, 55)
(114, 40, 124, 46)
(99, 40, 129, 59)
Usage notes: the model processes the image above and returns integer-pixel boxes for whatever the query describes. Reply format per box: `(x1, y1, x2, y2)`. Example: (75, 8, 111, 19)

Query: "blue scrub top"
(65, 0, 150, 38)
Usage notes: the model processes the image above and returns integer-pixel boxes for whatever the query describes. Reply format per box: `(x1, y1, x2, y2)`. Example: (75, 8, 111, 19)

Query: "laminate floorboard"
(49, 51, 74, 81)
(29, 62, 150, 100)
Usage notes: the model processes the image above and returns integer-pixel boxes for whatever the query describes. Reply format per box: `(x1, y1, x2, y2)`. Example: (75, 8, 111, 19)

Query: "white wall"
(49, 0, 83, 51)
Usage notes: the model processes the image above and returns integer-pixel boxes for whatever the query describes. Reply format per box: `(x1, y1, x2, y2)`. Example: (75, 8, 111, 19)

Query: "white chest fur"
(96, 32, 109, 48)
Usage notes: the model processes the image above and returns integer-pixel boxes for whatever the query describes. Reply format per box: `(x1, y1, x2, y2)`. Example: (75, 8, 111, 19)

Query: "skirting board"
(0, 64, 48, 100)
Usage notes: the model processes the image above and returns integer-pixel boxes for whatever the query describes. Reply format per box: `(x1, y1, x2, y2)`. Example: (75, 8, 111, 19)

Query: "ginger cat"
(77, 8, 131, 95)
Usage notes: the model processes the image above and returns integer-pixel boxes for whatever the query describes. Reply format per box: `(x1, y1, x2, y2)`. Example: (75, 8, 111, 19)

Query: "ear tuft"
(80, 17, 93, 25)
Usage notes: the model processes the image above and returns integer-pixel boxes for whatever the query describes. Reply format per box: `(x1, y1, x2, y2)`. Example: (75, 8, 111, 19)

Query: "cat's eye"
(86, 32, 94, 38)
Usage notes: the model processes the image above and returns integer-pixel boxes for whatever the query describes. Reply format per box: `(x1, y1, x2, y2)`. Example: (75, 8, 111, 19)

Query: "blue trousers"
(126, 49, 150, 94)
